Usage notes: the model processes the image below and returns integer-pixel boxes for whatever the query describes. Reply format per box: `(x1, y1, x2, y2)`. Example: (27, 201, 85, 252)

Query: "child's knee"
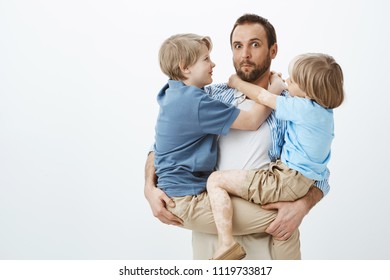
(206, 171, 223, 190)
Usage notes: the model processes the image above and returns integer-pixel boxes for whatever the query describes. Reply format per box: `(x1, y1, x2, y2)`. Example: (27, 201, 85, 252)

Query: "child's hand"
(269, 71, 283, 83)
(269, 72, 287, 95)
(228, 74, 242, 89)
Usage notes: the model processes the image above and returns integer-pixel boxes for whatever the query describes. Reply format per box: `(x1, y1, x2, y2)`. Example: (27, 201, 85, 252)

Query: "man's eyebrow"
(233, 38, 262, 44)
(248, 37, 262, 42)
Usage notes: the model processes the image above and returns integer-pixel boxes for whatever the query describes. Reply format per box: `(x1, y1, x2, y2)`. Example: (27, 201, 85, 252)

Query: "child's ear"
(179, 63, 190, 74)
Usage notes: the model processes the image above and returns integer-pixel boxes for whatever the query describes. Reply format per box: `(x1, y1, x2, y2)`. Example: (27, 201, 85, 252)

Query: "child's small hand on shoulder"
(269, 71, 287, 95)
(228, 74, 242, 89)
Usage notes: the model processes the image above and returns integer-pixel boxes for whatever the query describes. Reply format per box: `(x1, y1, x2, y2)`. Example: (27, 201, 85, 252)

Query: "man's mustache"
(239, 60, 256, 67)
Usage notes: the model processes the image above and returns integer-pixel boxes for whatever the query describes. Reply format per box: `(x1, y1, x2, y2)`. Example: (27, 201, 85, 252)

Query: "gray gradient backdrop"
(1, 0, 389, 259)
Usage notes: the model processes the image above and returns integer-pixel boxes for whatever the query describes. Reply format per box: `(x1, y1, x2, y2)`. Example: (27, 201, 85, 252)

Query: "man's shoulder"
(204, 83, 236, 103)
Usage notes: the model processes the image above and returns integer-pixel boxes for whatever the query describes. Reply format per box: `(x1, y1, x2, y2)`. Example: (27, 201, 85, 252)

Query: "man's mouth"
(240, 60, 254, 66)
(240, 62, 254, 70)
(240, 65, 252, 72)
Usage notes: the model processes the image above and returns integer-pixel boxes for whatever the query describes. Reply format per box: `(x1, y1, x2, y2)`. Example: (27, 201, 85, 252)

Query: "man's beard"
(235, 55, 271, 83)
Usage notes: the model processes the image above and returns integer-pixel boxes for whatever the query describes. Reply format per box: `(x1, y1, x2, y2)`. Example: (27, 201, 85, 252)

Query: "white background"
(1, 0, 389, 260)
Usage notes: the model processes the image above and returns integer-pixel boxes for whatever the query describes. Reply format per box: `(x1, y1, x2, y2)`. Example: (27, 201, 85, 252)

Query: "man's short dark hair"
(230, 14, 277, 49)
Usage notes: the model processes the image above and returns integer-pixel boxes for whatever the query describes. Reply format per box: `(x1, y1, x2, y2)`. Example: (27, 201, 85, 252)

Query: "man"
(144, 14, 328, 259)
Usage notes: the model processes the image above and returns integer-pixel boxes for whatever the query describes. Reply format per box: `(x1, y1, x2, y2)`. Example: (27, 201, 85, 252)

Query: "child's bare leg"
(206, 169, 248, 258)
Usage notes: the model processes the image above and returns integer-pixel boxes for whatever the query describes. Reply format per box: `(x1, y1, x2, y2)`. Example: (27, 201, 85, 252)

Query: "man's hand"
(144, 151, 183, 226)
(144, 184, 183, 226)
(262, 199, 307, 241)
(262, 186, 323, 241)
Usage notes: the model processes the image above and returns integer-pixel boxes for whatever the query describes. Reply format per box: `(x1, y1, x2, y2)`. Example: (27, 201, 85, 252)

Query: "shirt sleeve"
(205, 83, 236, 104)
(314, 168, 330, 196)
(198, 94, 240, 136)
(276, 96, 310, 123)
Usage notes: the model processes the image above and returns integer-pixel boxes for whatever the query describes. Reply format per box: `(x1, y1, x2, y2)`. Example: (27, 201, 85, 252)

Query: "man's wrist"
(144, 182, 157, 198)
(302, 186, 323, 212)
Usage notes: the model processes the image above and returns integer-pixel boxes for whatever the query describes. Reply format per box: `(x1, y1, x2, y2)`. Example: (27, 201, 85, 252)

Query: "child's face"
(186, 45, 216, 88)
(286, 59, 307, 98)
(286, 76, 306, 98)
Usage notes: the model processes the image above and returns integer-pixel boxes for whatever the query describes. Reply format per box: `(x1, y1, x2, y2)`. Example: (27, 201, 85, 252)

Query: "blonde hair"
(158, 33, 213, 81)
(291, 53, 344, 109)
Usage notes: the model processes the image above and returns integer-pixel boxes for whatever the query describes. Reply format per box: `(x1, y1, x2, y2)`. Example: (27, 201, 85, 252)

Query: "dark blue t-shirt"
(154, 80, 240, 197)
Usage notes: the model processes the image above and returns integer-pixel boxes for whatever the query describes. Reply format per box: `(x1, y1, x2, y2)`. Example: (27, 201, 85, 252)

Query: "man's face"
(231, 23, 274, 83)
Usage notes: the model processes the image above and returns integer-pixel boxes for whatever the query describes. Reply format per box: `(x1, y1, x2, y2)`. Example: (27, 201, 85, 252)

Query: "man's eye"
(252, 42, 260, 47)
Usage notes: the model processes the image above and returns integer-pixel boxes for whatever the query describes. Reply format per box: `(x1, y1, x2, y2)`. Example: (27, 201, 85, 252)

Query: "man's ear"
(270, 43, 278, 59)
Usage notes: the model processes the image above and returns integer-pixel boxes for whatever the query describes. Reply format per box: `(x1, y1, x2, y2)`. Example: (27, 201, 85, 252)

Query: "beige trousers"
(168, 160, 314, 260)
(192, 231, 274, 260)
(243, 160, 314, 205)
(168, 193, 301, 259)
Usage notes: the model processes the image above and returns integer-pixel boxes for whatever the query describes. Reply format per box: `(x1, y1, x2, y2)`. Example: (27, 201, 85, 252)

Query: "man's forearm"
(144, 151, 157, 193)
(143, 151, 181, 225)
(302, 185, 323, 213)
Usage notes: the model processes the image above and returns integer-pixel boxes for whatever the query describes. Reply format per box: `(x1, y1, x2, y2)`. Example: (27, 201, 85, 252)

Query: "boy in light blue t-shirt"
(206, 53, 345, 259)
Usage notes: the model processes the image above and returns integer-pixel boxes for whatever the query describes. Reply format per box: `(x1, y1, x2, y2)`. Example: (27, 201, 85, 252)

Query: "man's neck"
(242, 72, 270, 101)
(252, 72, 270, 89)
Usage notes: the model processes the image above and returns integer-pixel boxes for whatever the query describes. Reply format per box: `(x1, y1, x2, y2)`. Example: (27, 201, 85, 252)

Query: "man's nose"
(241, 46, 251, 58)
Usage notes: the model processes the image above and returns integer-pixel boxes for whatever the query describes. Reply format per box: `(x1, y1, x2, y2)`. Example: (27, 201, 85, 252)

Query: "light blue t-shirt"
(276, 95, 334, 181)
(154, 80, 240, 197)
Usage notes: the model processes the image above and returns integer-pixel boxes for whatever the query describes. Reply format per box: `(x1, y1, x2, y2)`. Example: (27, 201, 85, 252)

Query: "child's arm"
(228, 73, 286, 110)
(230, 102, 271, 131)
